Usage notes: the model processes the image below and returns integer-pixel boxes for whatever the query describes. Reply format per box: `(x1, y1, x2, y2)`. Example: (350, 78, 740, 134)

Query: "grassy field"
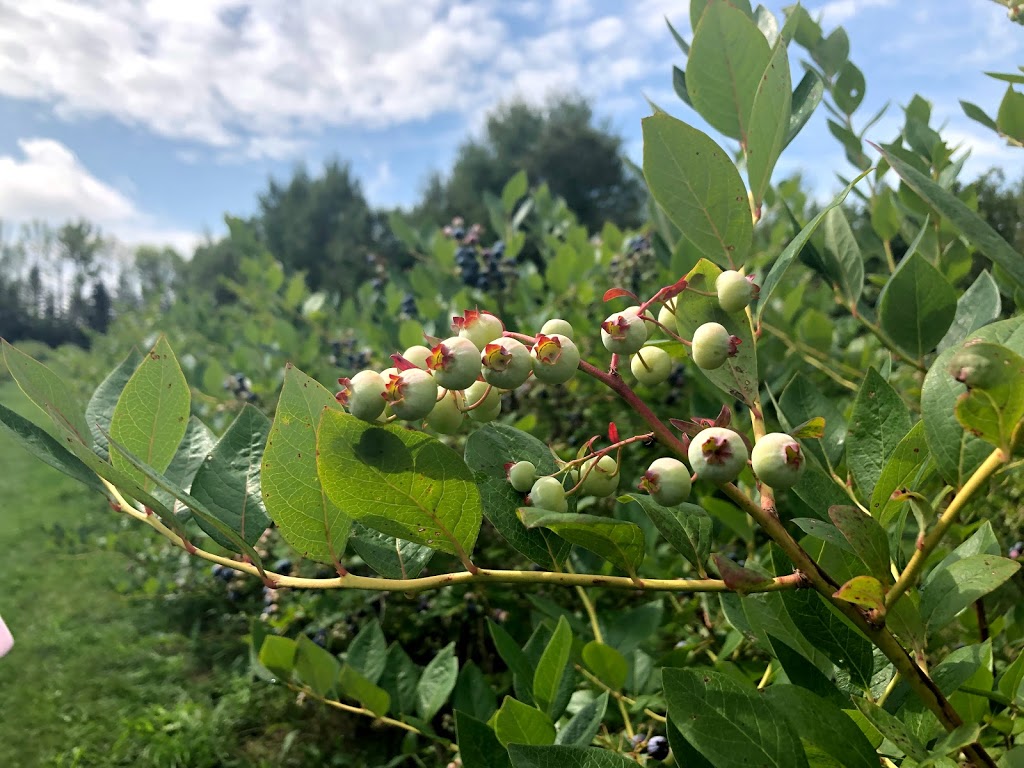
(0, 382, 362, 767)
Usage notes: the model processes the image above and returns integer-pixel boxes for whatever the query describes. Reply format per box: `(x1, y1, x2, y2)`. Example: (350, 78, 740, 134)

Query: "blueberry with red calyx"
(273, 558, 292, 573)
(647, 735, 669, 760)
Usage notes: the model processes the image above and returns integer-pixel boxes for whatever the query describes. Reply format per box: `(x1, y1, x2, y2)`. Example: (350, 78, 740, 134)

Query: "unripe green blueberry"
(687, 427, 749, 484)
(580, 454, 619, 497)
(949, 347, 997, 389)
(337, 370, 386, 421)
(464, 380, 503, 422)
(691, 322, 740, 370)
(540, 318, 574, 340)
(384, 368, 438, 421)
(751, 433, 806, 489)
(639, 457, 692, 507)
(529, 476, 568, 513)
(531, 333, 580, 385)
(630, 346, 672, 386)
(428, 336, 481, 390)
(657, 300, 678, 332)
(425, 389, 465, 434)
(601, 312, 647, 355)
(402, 345, 432, 369)
(481, 338, 532, 389)
(454, 309, 504, 351)
(624, 305, 654, 340)
(716, 270, 758, 313)
(508, 460, 537, 493)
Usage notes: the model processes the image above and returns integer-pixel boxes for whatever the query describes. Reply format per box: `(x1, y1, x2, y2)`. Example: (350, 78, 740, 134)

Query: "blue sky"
(0, 0, 1020, 257)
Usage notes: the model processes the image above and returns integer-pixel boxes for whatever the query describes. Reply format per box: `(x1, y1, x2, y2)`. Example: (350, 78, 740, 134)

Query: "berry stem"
(886, 447, 1007, 610)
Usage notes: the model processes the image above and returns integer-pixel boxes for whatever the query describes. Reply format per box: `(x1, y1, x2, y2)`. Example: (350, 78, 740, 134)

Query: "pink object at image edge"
(0, 615, 13, 657)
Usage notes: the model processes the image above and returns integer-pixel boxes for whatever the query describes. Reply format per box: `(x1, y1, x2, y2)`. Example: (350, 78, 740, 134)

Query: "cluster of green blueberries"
(336, 270, 806, 511)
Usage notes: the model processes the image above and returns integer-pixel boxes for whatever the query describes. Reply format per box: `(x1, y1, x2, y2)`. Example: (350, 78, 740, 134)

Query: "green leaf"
(672, 65, 692, 107)
(493, 697, 556, 748)
(951, 342, 1024, 453)
(878, 252, 957, 360)
(664, 668, 808, 768)
(338, 664, 390, 716)
(581, 642, 628, 692)
(623, 494, 711, 576)
(456, 711, 511, 768)
(533, 617, 572, 718)
(508, 745, 637, 768)
(833, 61, 866, 115)
(464, 424, 570, 568)
(294, 635, 340, 698)
(379, 643, 421, 716)
(997, 644, 1024, 704)
(105, 431, 268, 564)
(687, 0, 771, 142)
(920, 554, 1020, 631)
(784, 70, 823, 148)
(517, 508, 645, 577)
(642, 113, 753, 268)
(417, 642, 458, 721)
(259, 635, 296, 679)
(502, 170, 529, 212)
(869, 421, 931, 525)
(779, 372, 847, 466)
(846, 369, 911, 498)
(347, 619, 388, 684)
(762, 685, 879, 768)
(828, 505, 892, 583)
(2, 340, 89, 440)
(780, 589, 874, 687)
(821, 206, 864, 307)
(86, 348, 142, 460)
(874, 143, 1024, 290)
(960, 100, 998, 131)
(747, 38, 792, 211)
(833, 575, 886, 612)
(997, 86, 1024, 143)
(755, 171, 869, 322)
(852, 698, 928, 761)
(922, 317, 1024, 487)
(453, 661, 496, 722)
(938, 271, 1002, 352)
(870, 187, 902, 242)
(349, 524, 433, 579)
(317, 409, 482, 559)
(159, 416, 216, 520)
(0, 402, 105, 495)
(261, 365, 351, 566)
(488, 620, 536, 706)
(109, 336, 190, 493)
(764, 635, 846, 707)
(189, 404, 271, 548)
(672, 259, 758, 405)
(555, 693, 608, 747)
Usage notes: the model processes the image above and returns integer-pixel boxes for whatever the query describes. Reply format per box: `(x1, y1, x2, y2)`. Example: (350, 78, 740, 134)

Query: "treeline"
(0, 95, 645, 348)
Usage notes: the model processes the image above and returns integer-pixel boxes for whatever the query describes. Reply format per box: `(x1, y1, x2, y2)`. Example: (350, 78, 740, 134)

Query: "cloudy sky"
(0, 0, 1020, 254)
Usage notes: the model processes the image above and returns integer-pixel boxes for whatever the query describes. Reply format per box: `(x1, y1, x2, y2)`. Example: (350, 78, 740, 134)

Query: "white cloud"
(0, 138, 199, 252)
(0, 1, 663, 157)
(585, 17, 625, 50)
(815, 0, 893, 24)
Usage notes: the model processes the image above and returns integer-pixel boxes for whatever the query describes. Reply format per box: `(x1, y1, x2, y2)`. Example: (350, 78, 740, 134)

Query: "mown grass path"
(0, 382, 209, 765)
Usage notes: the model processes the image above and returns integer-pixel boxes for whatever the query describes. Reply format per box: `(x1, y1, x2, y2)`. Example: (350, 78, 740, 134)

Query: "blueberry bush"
(5, 2, 1024, 767)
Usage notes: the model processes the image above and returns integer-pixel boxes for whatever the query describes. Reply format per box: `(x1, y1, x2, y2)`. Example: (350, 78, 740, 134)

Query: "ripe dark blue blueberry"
(647, 735, 669, 760)
(273, 558, 293, 573)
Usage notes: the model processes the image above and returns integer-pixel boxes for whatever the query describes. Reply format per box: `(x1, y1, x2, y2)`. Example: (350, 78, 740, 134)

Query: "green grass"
(0, 383, 364, 767)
